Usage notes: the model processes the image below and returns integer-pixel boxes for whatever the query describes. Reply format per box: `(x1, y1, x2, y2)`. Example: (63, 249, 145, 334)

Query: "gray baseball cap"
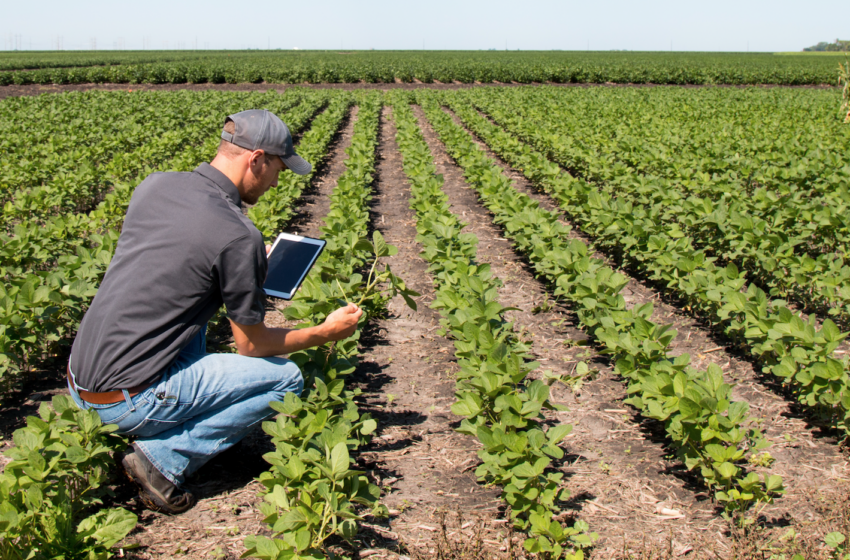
(221, 109, 312, 175)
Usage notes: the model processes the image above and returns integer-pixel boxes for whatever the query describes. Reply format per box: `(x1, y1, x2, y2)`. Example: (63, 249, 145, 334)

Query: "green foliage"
(0, 50, 841, 86)
(0, 395, 137, 560)
(466, 86, 850, 322)
(420, 90, 784, 521)
(461, 86, 850, 439)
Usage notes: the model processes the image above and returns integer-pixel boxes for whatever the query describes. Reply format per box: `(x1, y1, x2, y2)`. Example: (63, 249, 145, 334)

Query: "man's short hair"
(217, 119, 273, 163)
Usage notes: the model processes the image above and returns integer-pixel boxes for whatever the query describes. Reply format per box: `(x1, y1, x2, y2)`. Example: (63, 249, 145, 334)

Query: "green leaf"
(547, 424, 573, 444)
(77, 508, 138, 549)
(64, 445, 87, 464)
(704, 444, 726, 463)
(360, 419, 377, 435)
(488, 342, 508, 362)
(678, 397, 701, 419)
(715, 461, 738, 480)
(765, 475, 784, 492)
(825, 532, 846, 549)
(372, 230, 389, 257)
(294, 529, 312, 552)
(330, 442, 350, 478)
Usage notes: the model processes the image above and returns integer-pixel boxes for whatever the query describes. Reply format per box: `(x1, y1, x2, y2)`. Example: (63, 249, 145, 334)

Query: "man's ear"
(248, 149, 266, 169)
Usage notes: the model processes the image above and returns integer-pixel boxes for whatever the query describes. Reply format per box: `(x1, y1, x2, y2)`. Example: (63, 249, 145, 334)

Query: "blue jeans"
(68, 327, 303, 486)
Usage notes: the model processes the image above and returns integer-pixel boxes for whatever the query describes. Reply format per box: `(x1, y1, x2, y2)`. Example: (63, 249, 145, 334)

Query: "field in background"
(775, 51, 850, 56)
(0, 50, 843, 85)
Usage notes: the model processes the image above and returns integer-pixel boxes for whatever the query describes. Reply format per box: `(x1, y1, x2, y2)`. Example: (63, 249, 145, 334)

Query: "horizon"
(0, 48, 838, 54)
(3, 0, 845, 53)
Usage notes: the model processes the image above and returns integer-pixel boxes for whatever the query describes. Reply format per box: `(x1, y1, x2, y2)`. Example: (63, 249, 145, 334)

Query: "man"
(67, 109, 361, 514)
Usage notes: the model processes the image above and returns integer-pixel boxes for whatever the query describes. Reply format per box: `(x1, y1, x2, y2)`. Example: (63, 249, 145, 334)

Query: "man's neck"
(210, 155, 246, 191)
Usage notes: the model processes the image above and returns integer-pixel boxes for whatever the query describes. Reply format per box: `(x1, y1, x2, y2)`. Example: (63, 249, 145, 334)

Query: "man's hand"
(323, 303, 362, 341)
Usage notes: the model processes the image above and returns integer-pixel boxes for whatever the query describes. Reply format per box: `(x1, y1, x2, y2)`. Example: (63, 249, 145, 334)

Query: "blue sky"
(2, 0, 845, 52)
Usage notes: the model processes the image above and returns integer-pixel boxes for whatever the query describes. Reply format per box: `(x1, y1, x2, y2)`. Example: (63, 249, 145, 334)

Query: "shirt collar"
(194, 163, 242, 208)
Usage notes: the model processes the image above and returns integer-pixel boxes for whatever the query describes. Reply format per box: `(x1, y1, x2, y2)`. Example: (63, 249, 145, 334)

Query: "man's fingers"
(265, 244, 272, 255)
(350, 305, 363, 322)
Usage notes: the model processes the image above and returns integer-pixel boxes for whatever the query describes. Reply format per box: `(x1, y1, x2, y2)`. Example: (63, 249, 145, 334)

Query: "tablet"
(263, 233, 326, 300)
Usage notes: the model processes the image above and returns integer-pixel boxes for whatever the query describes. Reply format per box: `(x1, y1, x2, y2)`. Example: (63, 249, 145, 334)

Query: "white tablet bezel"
(263, 233, 326, 300)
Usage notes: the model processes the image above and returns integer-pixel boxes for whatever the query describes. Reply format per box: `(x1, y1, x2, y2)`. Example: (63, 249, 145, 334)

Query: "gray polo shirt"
(70, 163, 267, 393)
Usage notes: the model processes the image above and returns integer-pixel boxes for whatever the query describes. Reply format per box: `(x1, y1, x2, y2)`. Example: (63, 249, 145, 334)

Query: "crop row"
(389, 91, 597, 558)
(463, 88, 850, 324)
(469, 87, 850, 248)
(483, 87, 849, 198)
(437, 93, 850, 442)
(0, 396, 138, 558)
(0, 51, 841, 86)
(0, 50, 200, 71)
(416, 92, 783, 522)
(244, 93, 418, 559)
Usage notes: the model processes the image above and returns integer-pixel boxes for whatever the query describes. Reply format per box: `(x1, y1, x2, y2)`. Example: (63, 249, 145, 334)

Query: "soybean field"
(0, 50, 844, 86)
(1, 84, 850, 560)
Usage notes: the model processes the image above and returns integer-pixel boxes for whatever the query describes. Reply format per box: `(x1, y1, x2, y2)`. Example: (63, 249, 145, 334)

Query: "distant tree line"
(804, 39, 850, 52)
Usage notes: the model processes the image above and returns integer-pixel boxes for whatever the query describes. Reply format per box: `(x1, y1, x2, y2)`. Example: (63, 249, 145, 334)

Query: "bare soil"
(288, 104, 359, 239)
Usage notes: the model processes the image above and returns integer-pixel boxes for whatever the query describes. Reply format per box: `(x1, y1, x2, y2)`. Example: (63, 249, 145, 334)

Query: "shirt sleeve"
(212, 234, 268, 325)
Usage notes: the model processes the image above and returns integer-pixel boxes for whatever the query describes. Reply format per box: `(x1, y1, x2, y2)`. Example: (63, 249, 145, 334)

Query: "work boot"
(121, 444, 196, 514)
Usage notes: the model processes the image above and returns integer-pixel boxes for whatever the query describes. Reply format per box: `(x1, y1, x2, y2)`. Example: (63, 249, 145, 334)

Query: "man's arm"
(229, 303, 362, 357)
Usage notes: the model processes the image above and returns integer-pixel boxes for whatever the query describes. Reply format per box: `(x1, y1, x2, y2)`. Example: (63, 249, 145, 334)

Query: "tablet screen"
(263, 234, 326, 299)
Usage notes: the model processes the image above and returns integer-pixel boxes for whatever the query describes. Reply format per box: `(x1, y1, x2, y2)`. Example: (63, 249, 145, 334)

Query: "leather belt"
(66, 364, 156, 405)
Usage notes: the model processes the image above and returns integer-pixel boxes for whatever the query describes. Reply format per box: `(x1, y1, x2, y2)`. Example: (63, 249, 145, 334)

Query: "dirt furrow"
(411, 104, 732, 556)
(350, 106, 504, 555)
(286, 105, 359, 239)
(438, 102, 850, 554)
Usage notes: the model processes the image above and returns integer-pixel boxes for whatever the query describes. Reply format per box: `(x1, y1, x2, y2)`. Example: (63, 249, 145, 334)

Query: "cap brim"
(280, 153, 311, 176)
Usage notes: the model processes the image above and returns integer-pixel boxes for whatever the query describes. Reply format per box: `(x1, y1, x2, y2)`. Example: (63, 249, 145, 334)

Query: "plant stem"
(335, 278, 350, 305)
